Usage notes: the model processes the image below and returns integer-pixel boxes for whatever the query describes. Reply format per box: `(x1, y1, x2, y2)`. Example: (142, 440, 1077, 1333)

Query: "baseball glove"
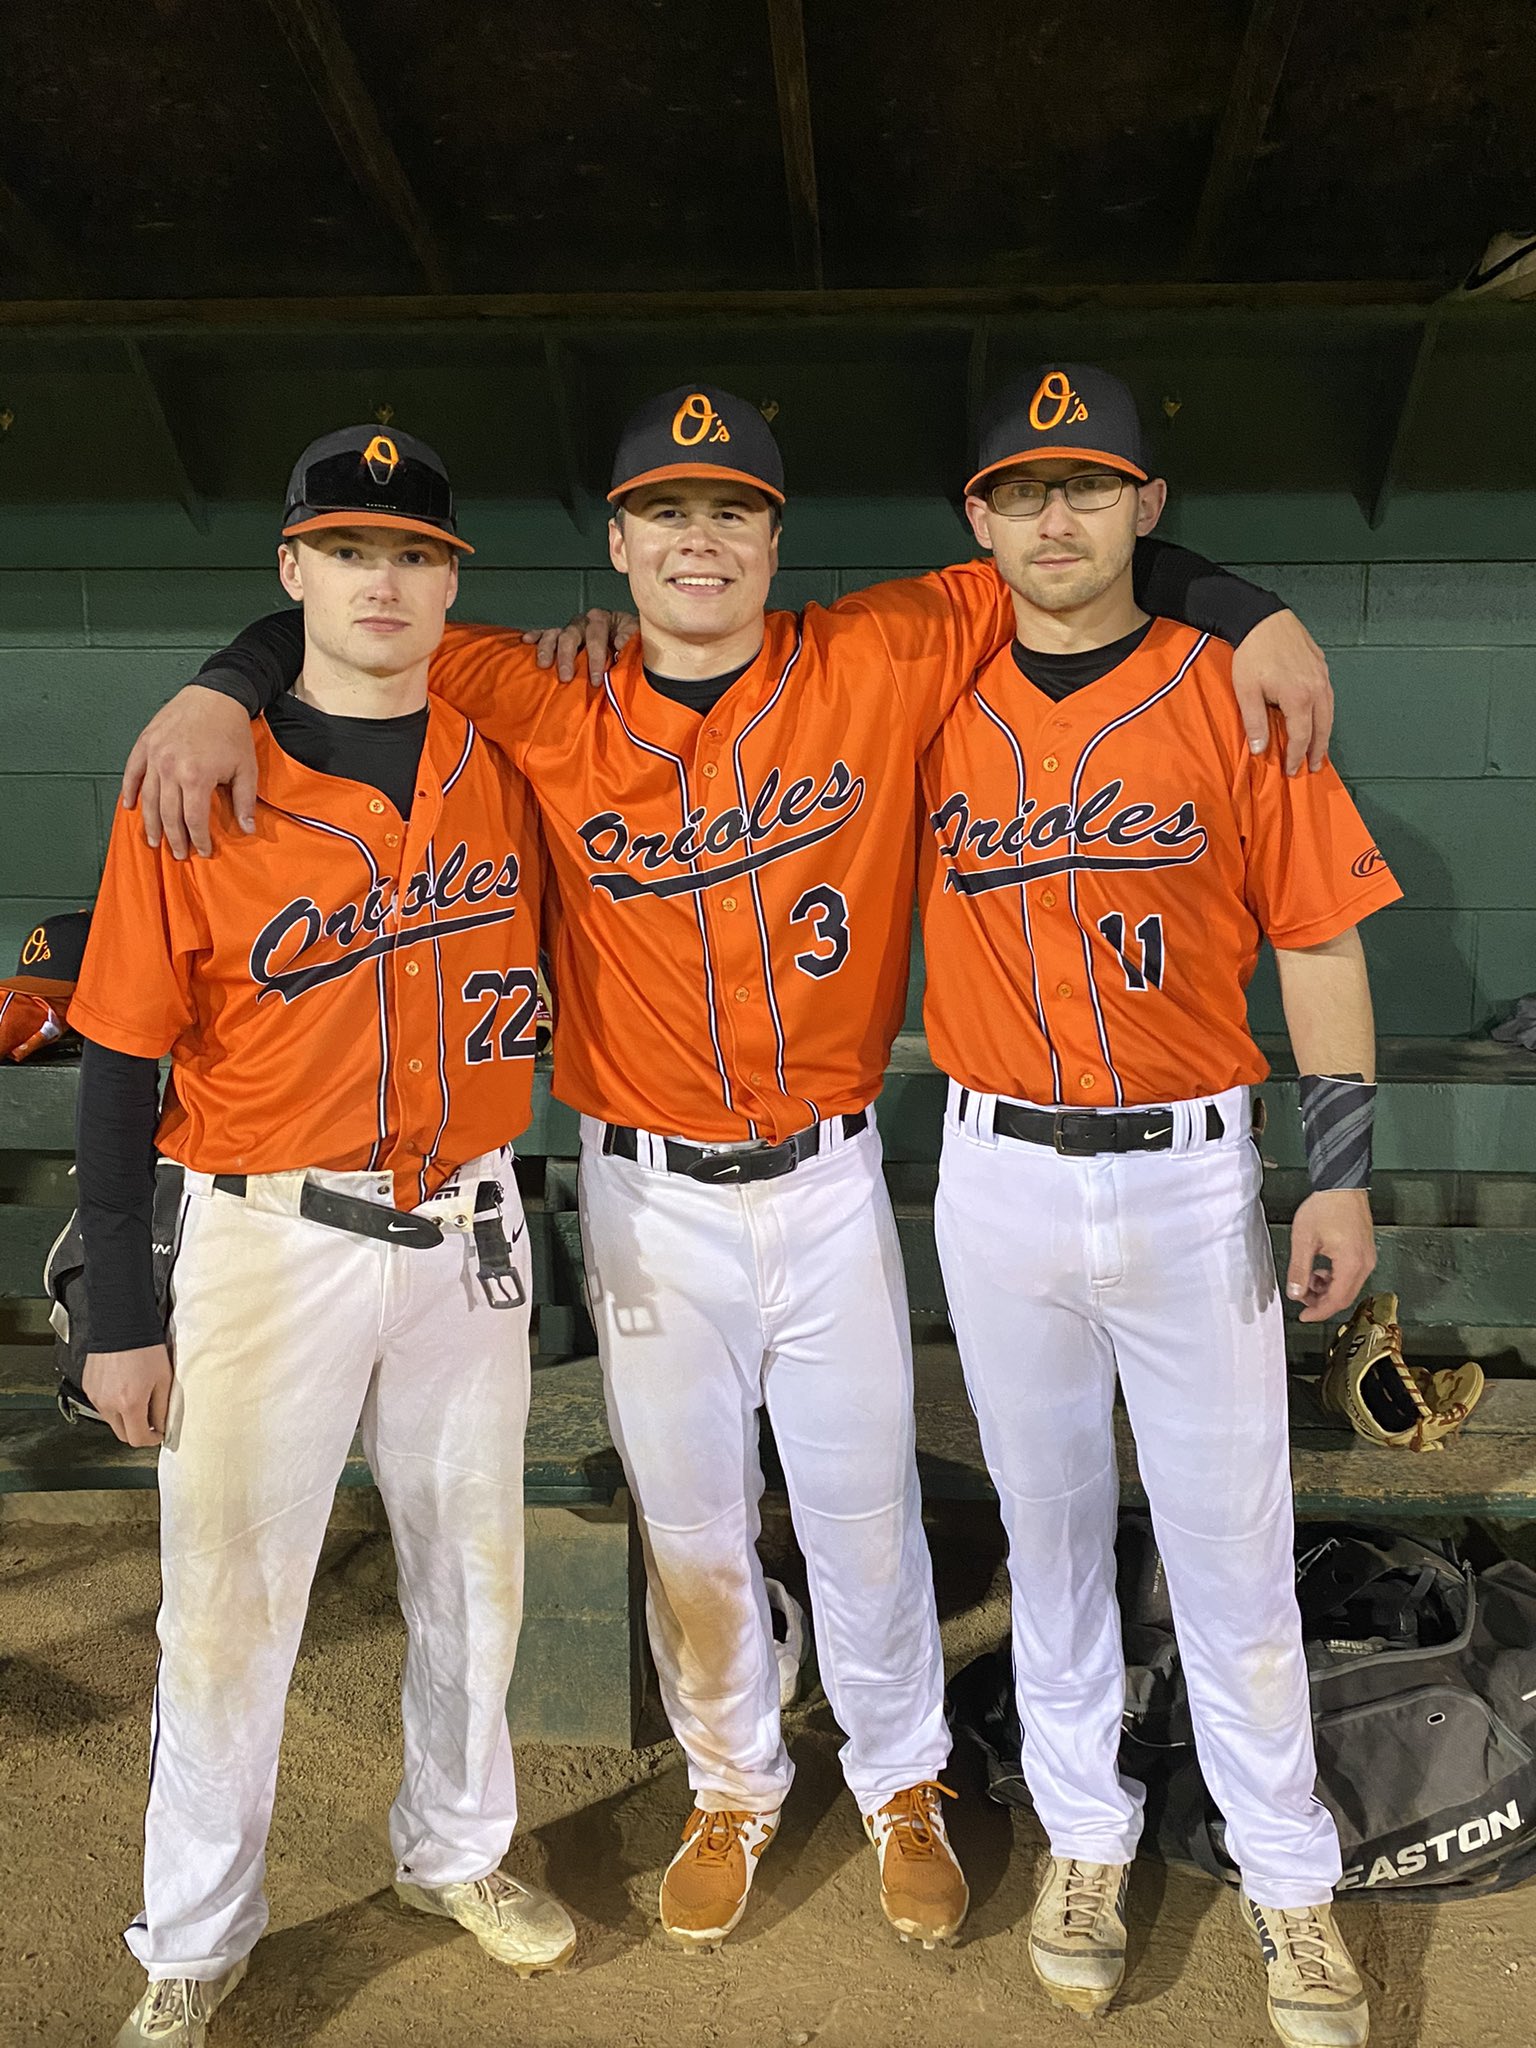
(1320, 1293, 1484, 1453)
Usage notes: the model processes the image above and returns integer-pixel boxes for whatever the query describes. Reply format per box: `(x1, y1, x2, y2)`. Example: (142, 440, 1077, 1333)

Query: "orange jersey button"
(702, 762, 719, 778)
(1041, 754, 1060, 772)
(1056, 981, 1073, 998)
(1040, 889, 1058, 908)
(722, 895, 739, 911)
(733, 986, 751, 1003)
(1079, 1072, 1097, 1089)
(368, 798, 386, 814)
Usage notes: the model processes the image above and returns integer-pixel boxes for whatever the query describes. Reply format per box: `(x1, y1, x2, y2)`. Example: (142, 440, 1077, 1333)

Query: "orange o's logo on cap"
(21, 926, 50, 965)
(672, 393, 732, 448)
(362, 434, 400, 485)
(1029, 371, 1089, 433)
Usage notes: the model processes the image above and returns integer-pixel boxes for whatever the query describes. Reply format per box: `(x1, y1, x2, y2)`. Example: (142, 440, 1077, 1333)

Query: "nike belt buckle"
(1051, 1112, 1100, 1157)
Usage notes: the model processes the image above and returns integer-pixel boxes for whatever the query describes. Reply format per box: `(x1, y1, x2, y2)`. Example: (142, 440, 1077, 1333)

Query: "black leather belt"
(211, 1172, 526, 1308)
(601, 1109, 869, 1186)
(969, 1098, 1226, 1156)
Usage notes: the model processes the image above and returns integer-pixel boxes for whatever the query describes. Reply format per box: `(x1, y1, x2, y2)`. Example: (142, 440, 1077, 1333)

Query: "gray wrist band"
(1298, 1073, 1376, 1191)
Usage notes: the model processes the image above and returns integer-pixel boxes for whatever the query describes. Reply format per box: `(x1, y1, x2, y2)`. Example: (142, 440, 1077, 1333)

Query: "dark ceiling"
(0, 1, 1532, 520)
(2, 0, 1533, 297)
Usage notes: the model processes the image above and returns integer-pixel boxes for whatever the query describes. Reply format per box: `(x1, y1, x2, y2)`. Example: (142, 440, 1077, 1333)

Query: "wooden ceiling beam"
(766, 0, 825, 289)
(264, 0, 451, 293)
(0, 279, 1443, 337)
(541, 334, 602, 537)
(1186, 0, 1305, 278)
(1368, 307, 1445, 530)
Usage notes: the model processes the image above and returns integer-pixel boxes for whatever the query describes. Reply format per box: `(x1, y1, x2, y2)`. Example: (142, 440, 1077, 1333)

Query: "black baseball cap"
(0, 910, 91, 1002)
(608, 385, 785, 506)
(281, 425, 474, 553)
(967, 365, 1150, 498)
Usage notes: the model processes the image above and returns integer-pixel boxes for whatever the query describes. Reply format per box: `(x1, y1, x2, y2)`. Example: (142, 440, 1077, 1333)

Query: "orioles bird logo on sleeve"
(362, 434, 400, 485)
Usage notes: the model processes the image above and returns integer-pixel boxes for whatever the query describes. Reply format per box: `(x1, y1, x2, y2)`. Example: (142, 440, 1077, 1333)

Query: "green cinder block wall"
(0, 502, 1532, 1041)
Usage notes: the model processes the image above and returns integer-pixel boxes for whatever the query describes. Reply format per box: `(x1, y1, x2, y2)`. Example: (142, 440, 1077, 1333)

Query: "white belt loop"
(947, 1078, 1000, 1146)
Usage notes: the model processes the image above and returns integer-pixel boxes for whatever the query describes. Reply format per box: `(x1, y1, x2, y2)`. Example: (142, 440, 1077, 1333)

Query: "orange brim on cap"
(0, 975, 77, 1003)
(281, 510, 475, 554)
(607, 462, 786, 506)
(965, 446, 1148, 498)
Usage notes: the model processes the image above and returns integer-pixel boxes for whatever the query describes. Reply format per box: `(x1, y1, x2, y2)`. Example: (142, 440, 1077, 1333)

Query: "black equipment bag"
(42, 1161, 185, 1422)
(947, 1518, 1536, 1902)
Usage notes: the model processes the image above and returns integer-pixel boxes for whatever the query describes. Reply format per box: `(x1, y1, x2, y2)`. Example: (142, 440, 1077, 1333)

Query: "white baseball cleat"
(114, 1957, 248, 2046)
(659, 1806, 780, 1951)
(1028, 1857, 1129, 2015)
(1242, 1893, 1370, 2047)
(395, 1867, 577, 1977)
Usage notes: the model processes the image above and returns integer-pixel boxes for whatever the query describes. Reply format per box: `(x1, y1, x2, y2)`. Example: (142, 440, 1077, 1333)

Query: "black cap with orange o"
(608, 385, 785, 506)
(281, 424, 474, 553)
(967, 365, 1151, 499)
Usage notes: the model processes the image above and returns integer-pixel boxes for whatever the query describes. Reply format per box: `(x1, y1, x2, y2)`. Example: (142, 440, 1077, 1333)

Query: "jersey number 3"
(464, 969, 540, 1063)
(1097, 912, 1165, 992)
(790, 886, 850, 979)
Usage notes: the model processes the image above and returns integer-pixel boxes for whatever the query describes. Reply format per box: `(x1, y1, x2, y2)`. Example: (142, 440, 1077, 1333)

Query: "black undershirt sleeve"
(194, 608, 305, 714)
(75, 1040, 166, 1354)
(1131, 535, 1284, 646)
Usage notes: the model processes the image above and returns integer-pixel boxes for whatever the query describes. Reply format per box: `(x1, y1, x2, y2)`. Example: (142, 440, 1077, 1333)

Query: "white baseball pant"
(934, 1082, 1342, 1909)
(125, 1152, 532, 1982)
(577, 1112, 949, 1816)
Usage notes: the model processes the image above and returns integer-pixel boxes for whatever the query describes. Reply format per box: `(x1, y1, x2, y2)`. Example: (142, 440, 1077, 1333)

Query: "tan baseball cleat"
(659, 1806, 780, 1951)
(114, 1957, 248, 2046)
(863, 1781, 969, 1947)
(1242, 1894, 1370, 2047)
(1028, 1856, 1130, 2015)
(395, 1867, 577, 1977)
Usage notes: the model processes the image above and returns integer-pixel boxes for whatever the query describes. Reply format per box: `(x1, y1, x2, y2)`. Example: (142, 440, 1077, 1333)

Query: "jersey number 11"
(1097, 912, 1165, 992)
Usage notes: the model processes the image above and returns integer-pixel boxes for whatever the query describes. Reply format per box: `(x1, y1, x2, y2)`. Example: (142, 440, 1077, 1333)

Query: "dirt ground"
(2, 1501, 1532, 2048)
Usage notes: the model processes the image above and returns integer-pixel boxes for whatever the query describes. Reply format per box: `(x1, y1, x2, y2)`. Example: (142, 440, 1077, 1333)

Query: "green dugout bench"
(3, 1038, 1534, 1744)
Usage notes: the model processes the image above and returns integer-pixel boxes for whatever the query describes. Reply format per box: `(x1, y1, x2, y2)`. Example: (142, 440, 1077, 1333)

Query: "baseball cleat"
(863, 1781, 968, 1948)
(659, 1806, 780, 1951)
(114, 1957, 248, 2046)
(395, 1867, 576, 1977)
(1028, 1857, 1129, 2015)
(1242, 1894, 1370, 2047)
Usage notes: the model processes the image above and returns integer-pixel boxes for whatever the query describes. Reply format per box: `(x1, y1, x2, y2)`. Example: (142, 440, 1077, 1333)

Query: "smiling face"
(277, 527, 459, 679)
(966, 458, 1166, 616)
(608, 481, 779, 654)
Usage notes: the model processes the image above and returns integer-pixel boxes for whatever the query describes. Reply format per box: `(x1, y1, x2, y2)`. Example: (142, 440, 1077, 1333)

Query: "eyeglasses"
(986, 472, 1130, 518)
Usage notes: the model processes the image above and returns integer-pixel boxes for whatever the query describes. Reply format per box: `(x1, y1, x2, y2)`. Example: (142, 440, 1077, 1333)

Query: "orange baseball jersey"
(917, 619, 1403, 1107)
(416, 565, 1013, 1143)
(70, 700, 542, 1205)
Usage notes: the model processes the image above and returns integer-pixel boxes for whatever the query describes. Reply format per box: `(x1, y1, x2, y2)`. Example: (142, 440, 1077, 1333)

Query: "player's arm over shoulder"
(1234, 686, 1403, 950)
(429, 621, 559, 755)
(825, 560, 1015, 743)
